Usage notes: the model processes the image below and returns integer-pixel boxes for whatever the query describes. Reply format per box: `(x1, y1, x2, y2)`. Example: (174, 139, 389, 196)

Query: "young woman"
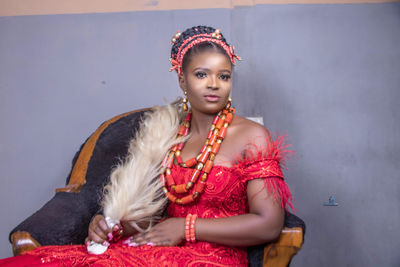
(0, 26, 293, 266)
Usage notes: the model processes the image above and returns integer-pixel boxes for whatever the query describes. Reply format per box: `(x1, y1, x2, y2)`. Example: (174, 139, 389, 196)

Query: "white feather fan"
(102, 103, 186, 233)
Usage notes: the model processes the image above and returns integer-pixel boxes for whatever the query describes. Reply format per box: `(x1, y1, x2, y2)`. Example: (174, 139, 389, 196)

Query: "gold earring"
(225, 97, 232, 109)
(183, 92, 188, 112)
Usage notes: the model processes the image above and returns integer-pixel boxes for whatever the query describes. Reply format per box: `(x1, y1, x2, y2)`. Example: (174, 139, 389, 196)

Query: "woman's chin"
(195, 104, 225, 115)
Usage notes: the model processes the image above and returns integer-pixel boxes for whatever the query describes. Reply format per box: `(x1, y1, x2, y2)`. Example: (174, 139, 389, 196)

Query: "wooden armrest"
(263, 227, 303, 267)
(11, 231, 41, 256)
(55, 183, 83, 193)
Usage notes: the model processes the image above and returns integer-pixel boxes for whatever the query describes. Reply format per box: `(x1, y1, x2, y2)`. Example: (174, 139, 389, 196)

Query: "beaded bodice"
(168, 164, 249, 219)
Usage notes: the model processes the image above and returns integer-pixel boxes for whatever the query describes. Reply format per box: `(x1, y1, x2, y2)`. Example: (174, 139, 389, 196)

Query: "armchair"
(9, 108, 305, 266)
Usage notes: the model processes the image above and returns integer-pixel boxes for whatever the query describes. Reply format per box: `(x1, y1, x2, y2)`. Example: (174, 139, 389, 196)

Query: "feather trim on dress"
(233, 134, 294, 211)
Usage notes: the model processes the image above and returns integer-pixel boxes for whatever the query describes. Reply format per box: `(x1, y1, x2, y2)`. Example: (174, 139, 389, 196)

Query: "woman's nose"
(207, 76, 218, 89)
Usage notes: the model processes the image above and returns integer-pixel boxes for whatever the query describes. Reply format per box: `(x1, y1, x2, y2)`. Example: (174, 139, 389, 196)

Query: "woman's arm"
(196, 178, 284, 246)
(131, 179, 284, 247)
(194, 119, 285, 246)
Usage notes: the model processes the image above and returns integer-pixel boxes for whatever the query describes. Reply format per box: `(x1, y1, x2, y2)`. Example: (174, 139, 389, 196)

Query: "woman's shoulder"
(227, 115, 272, 156)
(231, 115, 272, 143)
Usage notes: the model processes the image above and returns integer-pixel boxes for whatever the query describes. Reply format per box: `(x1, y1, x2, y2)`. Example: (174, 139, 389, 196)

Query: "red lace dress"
(0, 139, 292, 267)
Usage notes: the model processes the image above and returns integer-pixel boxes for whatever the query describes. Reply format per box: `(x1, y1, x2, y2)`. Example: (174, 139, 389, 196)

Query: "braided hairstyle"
(170, 26, 235, 74)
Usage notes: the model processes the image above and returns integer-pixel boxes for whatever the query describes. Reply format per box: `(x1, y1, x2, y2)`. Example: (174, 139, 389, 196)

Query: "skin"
(86, 50, 284, 248)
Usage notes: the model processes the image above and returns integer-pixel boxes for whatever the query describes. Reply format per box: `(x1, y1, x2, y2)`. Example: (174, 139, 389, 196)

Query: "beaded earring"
(225, 97, 232, 109)
(182, 92, 189, 112)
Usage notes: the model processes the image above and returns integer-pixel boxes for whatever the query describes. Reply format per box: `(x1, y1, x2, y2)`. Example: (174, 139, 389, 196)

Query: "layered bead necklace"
(161, 99, 235, 205)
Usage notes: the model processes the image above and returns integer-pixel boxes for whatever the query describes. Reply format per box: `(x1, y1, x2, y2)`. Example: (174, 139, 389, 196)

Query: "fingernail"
(103, 241, 110, 246)
(86, 241, 91, 247)
(107, 233, 113, 241)
(114, 225, 120, 231)
(128, 242, 137, 247)
(122, 239, 130, 244)
(146, 242, 154, 246)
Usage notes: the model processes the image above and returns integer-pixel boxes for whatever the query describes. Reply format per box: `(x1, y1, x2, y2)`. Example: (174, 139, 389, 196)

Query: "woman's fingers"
(150, 239, 172, 247)
(130, 232, 148, 245)
(129, 231, 149, 245)
(97, 217, 111, 233)
(93, 224, 109, 242)
(121, 218, 185, 248)
(87, 215, 111, 244)
(88, 229, 106, 244)
(158, 240, 173, 247)
(127, 230, 173, 247)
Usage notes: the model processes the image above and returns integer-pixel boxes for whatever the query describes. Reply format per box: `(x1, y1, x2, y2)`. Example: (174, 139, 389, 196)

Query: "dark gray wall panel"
(231, 4, 400, 267)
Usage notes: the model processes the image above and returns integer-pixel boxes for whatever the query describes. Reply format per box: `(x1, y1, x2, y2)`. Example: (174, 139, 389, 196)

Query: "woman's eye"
(219, 74, 231, 81)
(195, 72, 207, 78)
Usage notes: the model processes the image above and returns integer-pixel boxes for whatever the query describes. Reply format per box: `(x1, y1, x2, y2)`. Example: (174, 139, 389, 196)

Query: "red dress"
(0, 139, 292, 267)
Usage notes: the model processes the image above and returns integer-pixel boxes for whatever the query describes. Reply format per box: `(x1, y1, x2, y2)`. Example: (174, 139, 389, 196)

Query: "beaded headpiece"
(169, 26, 241, 75)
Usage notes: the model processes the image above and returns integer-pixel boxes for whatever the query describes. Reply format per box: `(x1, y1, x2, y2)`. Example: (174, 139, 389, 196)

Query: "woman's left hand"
(127, 217, 185, 247)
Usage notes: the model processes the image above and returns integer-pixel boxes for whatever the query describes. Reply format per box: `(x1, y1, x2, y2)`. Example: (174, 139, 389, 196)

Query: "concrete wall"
(1, 2, 399, 266)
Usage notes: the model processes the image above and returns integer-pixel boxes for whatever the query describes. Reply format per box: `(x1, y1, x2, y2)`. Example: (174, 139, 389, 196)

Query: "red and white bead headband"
(170, 29, 241, 75)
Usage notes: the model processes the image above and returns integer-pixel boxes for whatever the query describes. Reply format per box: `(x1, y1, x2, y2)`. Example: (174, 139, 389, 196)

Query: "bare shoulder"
(227, 115, 272, 154)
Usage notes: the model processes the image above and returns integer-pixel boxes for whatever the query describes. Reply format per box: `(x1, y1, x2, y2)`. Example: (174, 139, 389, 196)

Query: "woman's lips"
(204, 95, 220, 102)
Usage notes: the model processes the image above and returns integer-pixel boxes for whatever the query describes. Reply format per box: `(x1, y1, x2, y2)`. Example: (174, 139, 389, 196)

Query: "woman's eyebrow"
(193, 67, 231, 73)
(193, 67, 209, 71)
(219, 69, 231, 73)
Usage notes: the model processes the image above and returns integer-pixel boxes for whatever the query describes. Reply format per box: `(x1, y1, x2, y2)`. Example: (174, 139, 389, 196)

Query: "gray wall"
(1, 3, 399, 266)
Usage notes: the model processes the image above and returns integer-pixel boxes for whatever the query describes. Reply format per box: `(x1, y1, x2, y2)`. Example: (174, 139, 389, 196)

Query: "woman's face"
(179, 51, 232, 115)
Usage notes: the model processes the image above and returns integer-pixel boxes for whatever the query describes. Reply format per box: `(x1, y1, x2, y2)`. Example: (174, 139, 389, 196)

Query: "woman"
(0, 25, 293, 266)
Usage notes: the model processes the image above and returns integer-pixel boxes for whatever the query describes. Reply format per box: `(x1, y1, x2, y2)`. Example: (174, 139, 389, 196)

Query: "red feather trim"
(233, 133, 294, 210)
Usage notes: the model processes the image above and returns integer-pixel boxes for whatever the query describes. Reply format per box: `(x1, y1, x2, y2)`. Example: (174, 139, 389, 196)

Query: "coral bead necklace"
(161, 99, 235, 205)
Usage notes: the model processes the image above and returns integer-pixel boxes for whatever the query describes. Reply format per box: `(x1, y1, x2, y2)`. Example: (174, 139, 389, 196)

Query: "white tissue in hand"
(86, 217, 119, 255)
(87, 241, 109, 255)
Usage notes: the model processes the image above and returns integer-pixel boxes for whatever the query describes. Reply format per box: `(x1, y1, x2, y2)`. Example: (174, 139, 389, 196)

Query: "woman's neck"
(189, 109, 216, 136)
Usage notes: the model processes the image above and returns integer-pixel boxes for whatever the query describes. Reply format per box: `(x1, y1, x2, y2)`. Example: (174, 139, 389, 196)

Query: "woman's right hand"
(85, 215, 113, 246)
